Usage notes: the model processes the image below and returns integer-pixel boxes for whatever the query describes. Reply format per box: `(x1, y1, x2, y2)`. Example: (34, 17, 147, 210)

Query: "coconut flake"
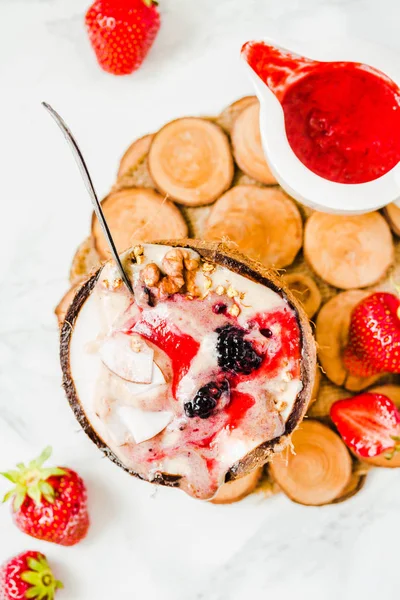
(99, 332, 154, 383)
(116, 406, 173, 444)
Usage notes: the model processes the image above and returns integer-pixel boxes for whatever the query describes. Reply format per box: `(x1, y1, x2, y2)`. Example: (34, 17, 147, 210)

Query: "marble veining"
(1, 0, 400, 598)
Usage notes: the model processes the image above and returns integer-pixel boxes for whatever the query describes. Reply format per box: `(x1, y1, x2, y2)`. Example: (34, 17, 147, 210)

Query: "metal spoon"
(42, 102, 134, 295)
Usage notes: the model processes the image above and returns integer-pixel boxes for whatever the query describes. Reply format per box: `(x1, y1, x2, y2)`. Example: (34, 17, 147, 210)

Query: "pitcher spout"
(241, 40, 317, 101)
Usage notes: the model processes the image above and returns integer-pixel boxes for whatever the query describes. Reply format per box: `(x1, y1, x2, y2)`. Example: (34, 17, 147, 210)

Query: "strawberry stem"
(21, 554, 63, 600)
(384, 436, 400, 460)
(1, 447, 66, 511)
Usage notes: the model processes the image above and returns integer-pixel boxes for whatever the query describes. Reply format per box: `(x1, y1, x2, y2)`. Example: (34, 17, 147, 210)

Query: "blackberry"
(216, 324, 262, 375)
(184, 380, 229, 419)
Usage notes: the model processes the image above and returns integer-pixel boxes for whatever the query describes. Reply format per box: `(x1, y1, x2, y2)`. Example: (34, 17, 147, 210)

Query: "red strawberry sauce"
(129, 296, 300, 431)
(120, 291, 301, 498)
(133, 316, 200, 397)
(225, 391, 255, 429)
(243, 42, 400, 184)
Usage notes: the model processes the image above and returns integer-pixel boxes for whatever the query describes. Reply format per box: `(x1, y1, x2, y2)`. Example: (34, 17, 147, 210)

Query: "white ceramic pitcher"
(242, 37, 400, 215)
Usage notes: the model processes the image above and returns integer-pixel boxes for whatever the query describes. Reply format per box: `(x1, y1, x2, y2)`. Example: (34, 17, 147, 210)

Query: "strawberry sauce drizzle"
(119, 293, 301, 498)
(249, 308, 302, 379)
(131, 304, 300, 436)
(131, 316, 200, 398)
(225, 391, 256, 430)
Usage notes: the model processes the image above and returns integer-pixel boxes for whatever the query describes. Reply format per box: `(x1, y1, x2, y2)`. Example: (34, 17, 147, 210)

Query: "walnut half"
(141, 263, 161, 287)
(138, 249, 201, 299)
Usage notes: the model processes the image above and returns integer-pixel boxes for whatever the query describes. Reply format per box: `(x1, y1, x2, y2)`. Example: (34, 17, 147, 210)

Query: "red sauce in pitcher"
(243, 42, 400, 184)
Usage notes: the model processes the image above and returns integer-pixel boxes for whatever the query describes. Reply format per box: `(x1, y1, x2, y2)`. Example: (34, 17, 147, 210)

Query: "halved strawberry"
(330, 392, 400, 458)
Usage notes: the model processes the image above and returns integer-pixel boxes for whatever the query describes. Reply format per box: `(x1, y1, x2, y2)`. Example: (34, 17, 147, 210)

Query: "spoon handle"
(42, 102, 134, 296)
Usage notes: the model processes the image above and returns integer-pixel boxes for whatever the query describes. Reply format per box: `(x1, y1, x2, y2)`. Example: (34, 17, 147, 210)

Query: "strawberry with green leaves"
(1, 447, 89, 546)
(330, 392, 400, 459)
(0, 551, 62, 600)
(85, 0, 161, 75)
(343, 292, 400, 377)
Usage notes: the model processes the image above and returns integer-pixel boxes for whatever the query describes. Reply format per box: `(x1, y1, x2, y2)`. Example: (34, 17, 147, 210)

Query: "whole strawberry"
(331, 392, 400, 458)
(1, 447, 89, 546)
(85, 0, 161, 75)
(342, 346, 380, 378)
(343, 292, 400, 376)
(0, 551, 62, 600)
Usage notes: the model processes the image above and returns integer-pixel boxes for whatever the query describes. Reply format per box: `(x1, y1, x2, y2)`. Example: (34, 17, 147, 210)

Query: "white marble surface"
(1, 0, 400, 598)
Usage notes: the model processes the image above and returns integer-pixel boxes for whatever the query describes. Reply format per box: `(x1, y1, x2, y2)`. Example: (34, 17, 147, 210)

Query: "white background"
(1, 1, 400, 598)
